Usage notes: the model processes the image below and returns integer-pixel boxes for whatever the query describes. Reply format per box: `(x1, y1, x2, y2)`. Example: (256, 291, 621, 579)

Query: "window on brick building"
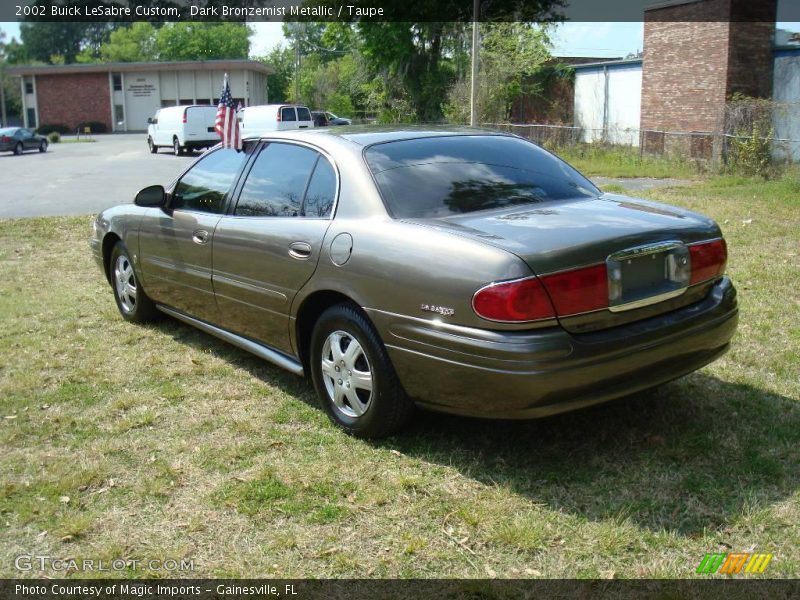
(25, 81, 33, 94)
(112, 73, 122, 91)
(114, 105, 124, 126)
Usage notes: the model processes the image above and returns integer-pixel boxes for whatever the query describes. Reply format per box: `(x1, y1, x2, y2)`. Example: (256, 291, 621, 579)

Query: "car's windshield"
(365, 135, 600, 219)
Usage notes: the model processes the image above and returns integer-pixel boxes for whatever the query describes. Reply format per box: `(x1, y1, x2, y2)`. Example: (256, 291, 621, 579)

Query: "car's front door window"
(172, 148, 246, 214)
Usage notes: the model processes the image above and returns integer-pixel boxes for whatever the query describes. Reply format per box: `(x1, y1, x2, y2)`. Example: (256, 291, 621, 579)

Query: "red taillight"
(276, 109, 282, 122)
(540, 263, 609, 316)
(472, 276, 556, 322)
(689, 238, 727, 285)
(182, 108, 188, 123)
(0, 136, 9, 143)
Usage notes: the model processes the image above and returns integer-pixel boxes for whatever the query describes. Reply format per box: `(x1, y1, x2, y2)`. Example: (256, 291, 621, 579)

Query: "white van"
(239, 104, 314, 136)
(147, 105, 219, 156)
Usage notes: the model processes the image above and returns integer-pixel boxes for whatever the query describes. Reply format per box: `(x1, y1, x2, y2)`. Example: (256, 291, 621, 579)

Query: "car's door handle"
(288, 241, 312, 259)
(192, 229, 210, 245)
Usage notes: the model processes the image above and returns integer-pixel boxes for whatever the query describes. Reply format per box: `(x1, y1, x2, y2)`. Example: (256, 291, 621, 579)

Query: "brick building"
(8, 59, 273, 133)
(640, 0, 778, 155)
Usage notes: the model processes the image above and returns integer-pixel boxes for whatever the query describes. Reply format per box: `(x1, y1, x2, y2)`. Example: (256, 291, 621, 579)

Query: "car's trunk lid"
(405, 194, 722, 332)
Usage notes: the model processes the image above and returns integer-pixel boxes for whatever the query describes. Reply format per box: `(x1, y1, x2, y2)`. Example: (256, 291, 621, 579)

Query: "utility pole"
(294, 39, 299, 103)
(469, 0, 480, 127)
(0, 65, 7, 128)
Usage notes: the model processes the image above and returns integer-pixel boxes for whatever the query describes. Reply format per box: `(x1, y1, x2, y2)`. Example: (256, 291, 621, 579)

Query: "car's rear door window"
(172, 148, 246, 214)
(280, 107, 297, 122)
(234, 143, 319, 217)
(302, 158, 336, 218)
(296, 107, 312, 122)
(365, 135, 600, 218)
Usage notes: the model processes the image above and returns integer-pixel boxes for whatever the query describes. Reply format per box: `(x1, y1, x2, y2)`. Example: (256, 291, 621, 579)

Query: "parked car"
(325, 111, 352, 125)
(1, 127, 48, 155)
(239, 104, 314, 136)
(311, 111, 329, 127)
(147, 105, 219, 156)
(91, 128, 738, 438)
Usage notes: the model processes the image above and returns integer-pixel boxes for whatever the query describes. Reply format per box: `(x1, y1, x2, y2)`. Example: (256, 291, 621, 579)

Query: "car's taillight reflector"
(472, 276, 556, 322)
(276, 109, 282, 122)
(0, 136, 9, 143)
(182, 108, 188, 123)
(540, 264, 609, 316)
(689, 238, 727, 285)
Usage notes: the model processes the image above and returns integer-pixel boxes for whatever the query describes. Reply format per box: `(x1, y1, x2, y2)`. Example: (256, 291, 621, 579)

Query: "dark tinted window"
(112, 73, 122, 91)
(173, 148, 246, 214)
(365, 136, 600, 218)
(303, 159, 336, 218)
(280, 107, 296, 122)
(235, 143, 318, 217)
(296, 107, 311, 122)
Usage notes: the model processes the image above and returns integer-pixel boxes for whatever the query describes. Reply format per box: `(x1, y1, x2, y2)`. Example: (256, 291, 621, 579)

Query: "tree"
(0, 30, 21, 126)
(155, 23, 251, 61)
(90, 22, 158, 63)
(256, 46, 294, 103)
(19, 22, 118, 64)
(444, 23, 553, 124)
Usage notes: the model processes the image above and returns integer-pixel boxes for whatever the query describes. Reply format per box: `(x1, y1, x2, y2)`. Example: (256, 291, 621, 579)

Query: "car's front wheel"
(148, 137, 157, 154)
(310, 303, 414, 438)
(109, 241, 159, 323)
(13, 142, 22, 155)
(39, 140, 47, 153)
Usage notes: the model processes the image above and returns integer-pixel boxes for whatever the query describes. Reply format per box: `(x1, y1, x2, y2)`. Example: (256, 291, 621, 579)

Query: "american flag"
(215, 74, 241, 150)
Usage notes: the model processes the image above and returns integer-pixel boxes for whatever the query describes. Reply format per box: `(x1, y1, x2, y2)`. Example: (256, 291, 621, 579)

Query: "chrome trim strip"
(157, 305, 304, 376)
(607, 287, 688, 313)
(607, 239, 684, 261)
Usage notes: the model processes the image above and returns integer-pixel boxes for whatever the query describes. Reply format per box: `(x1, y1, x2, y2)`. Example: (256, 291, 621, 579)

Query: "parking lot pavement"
(0, 133, 196, 218)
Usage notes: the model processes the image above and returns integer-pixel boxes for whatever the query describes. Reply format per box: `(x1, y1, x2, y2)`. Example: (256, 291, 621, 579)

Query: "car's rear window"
(296, 107, 311, 122)
(365, 135, 600, 219)
(0, 128, 16, 135)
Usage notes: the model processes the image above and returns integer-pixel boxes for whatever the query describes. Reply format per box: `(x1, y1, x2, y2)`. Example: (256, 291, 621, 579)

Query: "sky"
(1, 20, 799, 60)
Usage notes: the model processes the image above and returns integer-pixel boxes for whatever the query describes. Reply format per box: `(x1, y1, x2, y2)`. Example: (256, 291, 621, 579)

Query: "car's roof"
(243, 125, 507, 147)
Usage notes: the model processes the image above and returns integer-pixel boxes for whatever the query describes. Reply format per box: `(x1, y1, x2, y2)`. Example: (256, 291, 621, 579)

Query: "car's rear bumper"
(367, 277, 738, 418)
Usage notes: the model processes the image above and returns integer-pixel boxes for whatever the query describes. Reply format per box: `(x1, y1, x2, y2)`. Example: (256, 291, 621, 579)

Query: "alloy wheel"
(114, 254, 137, 314)
(321, 330, 374, 418)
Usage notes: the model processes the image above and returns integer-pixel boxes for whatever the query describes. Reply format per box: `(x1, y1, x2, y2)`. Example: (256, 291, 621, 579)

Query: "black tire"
(173, 138, 184, 156)
(309, 303, 414, 438)
(13, 142, 22, 156)
(39, 141, 47, 153)
(148, 137, 157, 154)
(109, 241, 159, 323)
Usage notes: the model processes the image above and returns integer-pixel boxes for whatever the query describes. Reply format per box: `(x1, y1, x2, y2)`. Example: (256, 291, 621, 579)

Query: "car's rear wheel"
(39, 140, 47, 153)
(14, 142, 22, 155)
(109, 242, 159, 323)
(148, 137, 157, 154)
(173, 138, 184, 156)
(310, 303, 413, 438)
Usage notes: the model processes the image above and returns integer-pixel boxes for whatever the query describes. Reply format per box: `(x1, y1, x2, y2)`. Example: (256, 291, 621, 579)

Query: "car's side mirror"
(134, 184, 166, 208)
(147, 117, 154, 124)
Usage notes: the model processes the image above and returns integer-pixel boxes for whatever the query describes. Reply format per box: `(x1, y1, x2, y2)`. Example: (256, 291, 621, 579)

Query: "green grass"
(0, 173, 798, 578)
(57, 138, 97, 144)
(552, 143, 705, 179)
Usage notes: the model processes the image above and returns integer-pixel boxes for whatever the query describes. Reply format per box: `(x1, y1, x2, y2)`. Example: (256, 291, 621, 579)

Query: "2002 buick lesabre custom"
(91, 128, 738, 438)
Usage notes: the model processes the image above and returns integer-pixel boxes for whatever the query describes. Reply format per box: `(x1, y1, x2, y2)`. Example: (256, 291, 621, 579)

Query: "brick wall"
(641, 0, 777, 135)
(36, 73, 111, 131)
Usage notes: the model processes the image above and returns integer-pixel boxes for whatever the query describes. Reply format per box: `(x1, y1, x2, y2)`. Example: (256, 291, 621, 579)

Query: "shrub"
(75, 121, 108, 134)
(37, 123, 70, 135)
(47, 131, 61, 143)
